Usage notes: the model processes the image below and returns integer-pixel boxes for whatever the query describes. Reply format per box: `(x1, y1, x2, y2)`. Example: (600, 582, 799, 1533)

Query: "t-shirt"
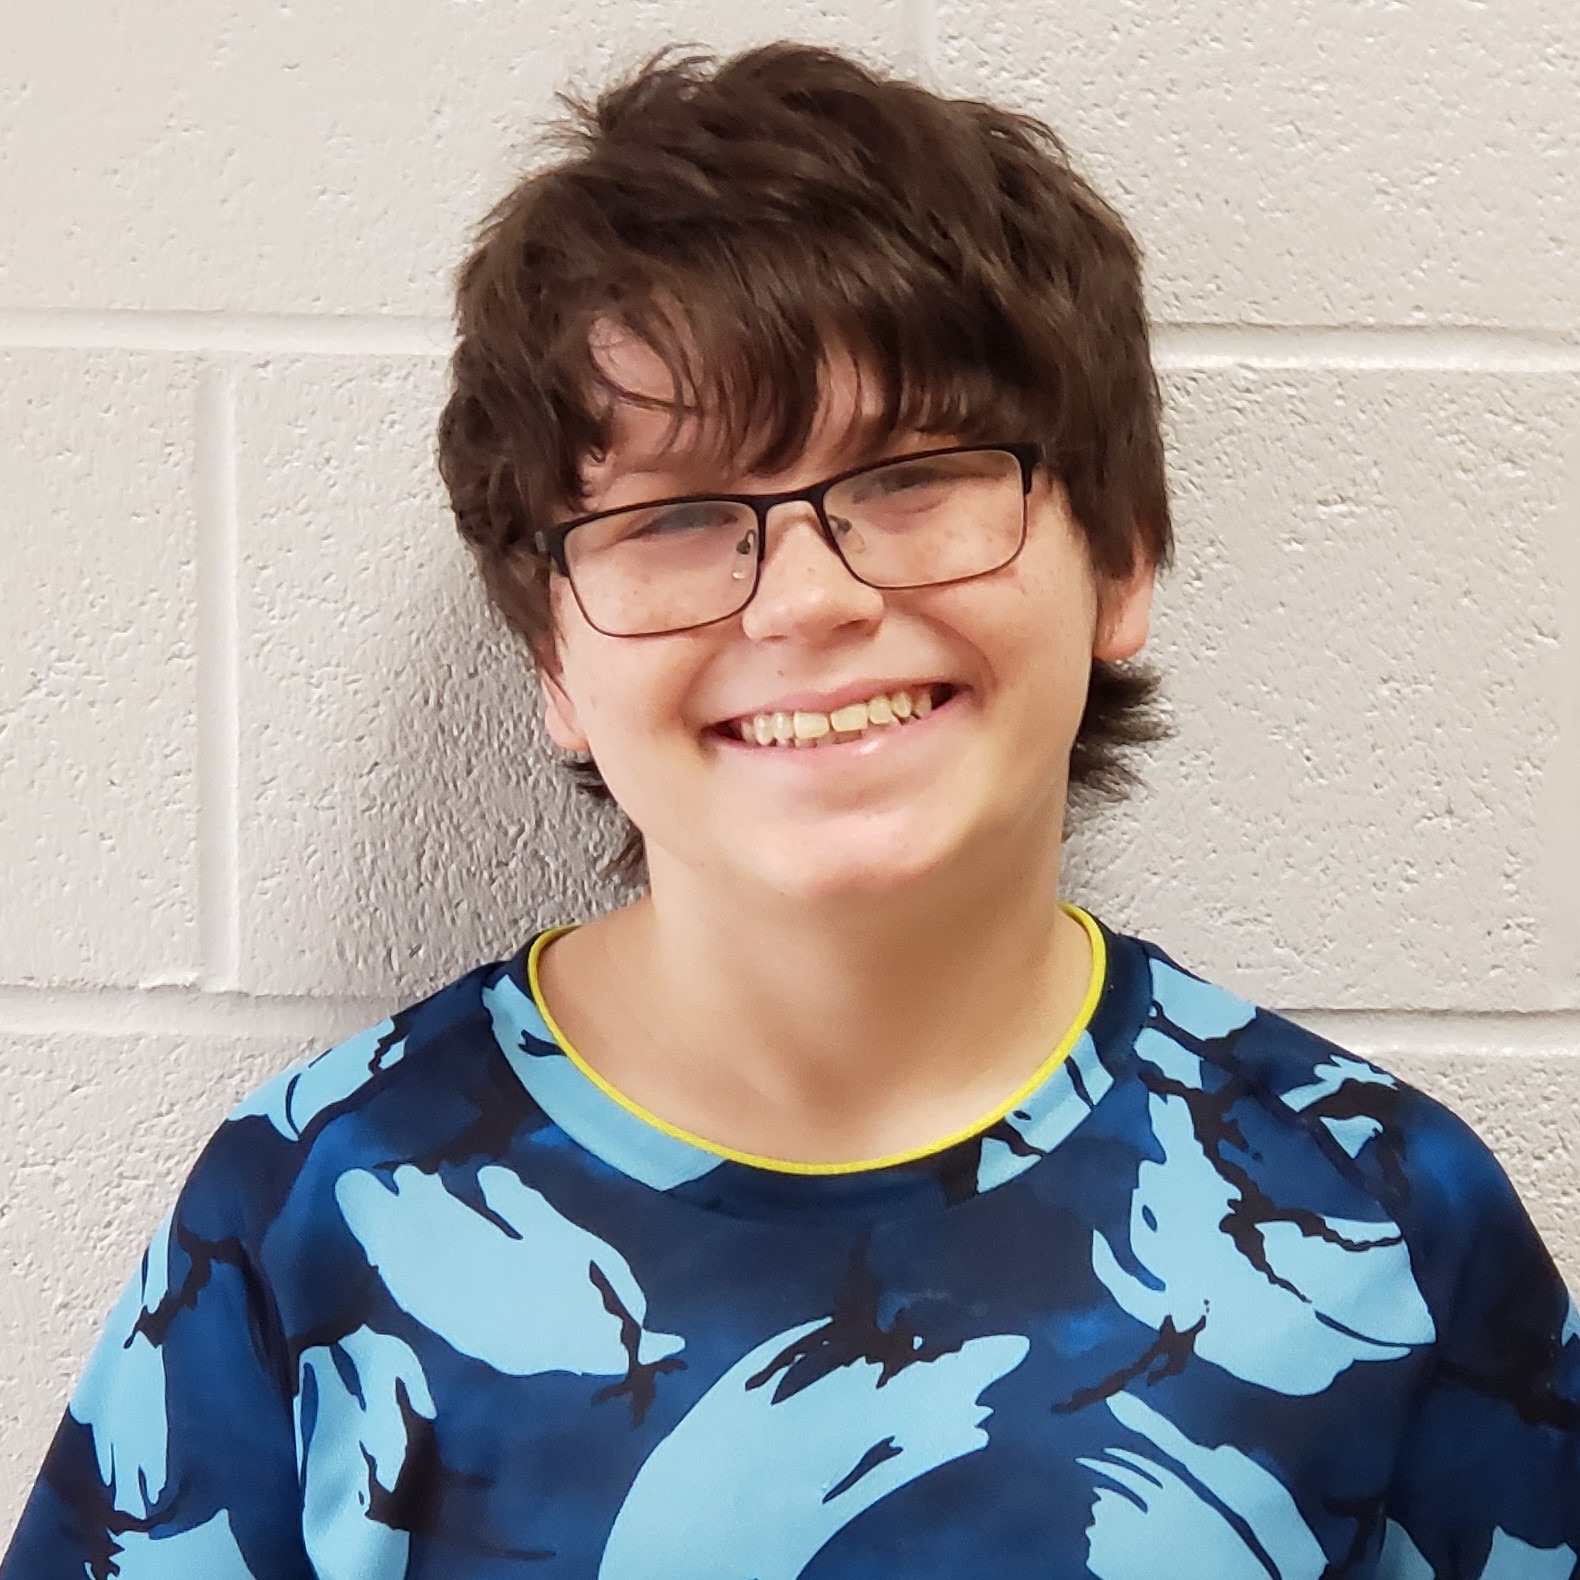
(4, 906, 1578, 1579)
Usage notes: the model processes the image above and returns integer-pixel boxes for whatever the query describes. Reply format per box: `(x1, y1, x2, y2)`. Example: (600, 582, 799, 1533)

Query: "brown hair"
(436, 42, 1173, 886)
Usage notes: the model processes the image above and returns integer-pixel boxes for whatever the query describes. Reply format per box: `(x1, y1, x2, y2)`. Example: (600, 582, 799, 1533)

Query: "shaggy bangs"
(574, 313, 1034, 506)
(437, 42, 1173, 886)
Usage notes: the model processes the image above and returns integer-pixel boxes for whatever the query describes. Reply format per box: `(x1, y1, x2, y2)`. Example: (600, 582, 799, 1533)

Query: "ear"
(1092, 553, 1155, 663)
(538, 665, 590, 753)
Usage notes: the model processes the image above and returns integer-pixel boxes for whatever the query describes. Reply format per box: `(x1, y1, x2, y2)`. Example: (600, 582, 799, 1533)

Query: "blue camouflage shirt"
(5, 906, 1578, 1578)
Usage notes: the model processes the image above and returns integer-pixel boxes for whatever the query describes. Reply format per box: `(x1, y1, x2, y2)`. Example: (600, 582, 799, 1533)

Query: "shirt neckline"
(526, 903, 1106, 1177)
(480, 905, 1127, 1207)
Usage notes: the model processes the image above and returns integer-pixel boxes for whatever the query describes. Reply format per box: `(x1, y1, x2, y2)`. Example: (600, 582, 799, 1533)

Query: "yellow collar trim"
(524, 902, 1107, 1178)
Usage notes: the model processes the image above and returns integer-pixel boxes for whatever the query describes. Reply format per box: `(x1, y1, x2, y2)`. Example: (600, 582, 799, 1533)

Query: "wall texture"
(2, 0, 1577, 1534)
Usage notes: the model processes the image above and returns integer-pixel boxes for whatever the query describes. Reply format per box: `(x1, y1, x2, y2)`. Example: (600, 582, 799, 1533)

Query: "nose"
(737, 501, 886, 642)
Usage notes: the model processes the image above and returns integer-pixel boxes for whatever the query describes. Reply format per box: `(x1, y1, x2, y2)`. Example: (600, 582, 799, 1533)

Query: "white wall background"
(2, 0, 1578, 1533)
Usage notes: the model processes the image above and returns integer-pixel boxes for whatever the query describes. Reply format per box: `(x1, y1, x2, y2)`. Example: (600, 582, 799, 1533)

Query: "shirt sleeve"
(0, 1138, 311, 1579)
(1379, 1095, 1580, 1578)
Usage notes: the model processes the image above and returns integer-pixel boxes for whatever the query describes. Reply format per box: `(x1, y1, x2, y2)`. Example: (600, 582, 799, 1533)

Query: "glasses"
(531, 442, 1041, 638)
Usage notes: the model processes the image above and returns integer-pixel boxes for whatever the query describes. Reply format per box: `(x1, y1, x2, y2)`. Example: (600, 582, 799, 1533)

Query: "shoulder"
(173, 950, 538, 1244)
(1119, 932, 1536, 1293)
(230, 957, 510, 1140)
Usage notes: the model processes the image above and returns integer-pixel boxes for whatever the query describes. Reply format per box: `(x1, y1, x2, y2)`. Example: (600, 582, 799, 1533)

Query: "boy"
(5, 41, 1577, 1580)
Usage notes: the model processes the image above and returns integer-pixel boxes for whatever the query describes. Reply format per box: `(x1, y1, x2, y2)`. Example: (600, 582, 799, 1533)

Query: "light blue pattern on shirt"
(1082, 1390, 1326, 1580)
(976, 1029, 1114, 1193)
(297, 1327, 435, 1580)
(337, 1162, 684, 1378)
(68, 1209, 175, 1519)
(482, 976, 723, 1189)
(231, 1020, 405, 1141)
(1093, 1087, 1434, 1393)
(600, 1320, 1028, 1580)
(101, 1511, 257, 1580)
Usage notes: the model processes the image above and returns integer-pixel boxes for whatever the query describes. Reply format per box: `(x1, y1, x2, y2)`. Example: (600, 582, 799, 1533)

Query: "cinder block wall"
(2, 0, 1577, 1530)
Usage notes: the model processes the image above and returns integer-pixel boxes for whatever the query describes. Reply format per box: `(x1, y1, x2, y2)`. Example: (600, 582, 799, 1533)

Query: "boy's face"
(538, 334, 1154, 906)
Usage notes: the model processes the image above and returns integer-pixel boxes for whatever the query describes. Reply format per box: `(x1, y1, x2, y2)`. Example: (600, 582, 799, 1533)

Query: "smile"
(707, 684, 964, 752)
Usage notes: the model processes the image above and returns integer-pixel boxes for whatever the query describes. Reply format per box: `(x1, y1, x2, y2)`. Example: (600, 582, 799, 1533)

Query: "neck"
(591, 817, 1092, 1162)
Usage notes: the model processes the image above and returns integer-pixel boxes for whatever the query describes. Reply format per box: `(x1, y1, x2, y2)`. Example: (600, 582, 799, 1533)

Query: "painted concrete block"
(1065, 365, 1580, 1012)
(0, 1025, 322, 1534)
(233, 355, 628, 998)
(1, 1, 910, 316)
(0, 351, 202, 987)
(933, 0, 1580, 329)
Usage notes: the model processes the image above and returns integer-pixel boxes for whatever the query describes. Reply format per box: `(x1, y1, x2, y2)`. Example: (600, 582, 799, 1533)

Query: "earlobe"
(1093, 558, 1156, 663)
(539, 669, 590, 753)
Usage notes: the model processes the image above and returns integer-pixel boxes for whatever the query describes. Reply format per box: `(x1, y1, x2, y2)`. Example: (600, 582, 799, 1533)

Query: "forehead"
(581, 323, 900, 497)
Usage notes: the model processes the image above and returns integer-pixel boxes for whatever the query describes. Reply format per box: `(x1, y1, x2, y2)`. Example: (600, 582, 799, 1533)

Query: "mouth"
(704, 682, 965, 751)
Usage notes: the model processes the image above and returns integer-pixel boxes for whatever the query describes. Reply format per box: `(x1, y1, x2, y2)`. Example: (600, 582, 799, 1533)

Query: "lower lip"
(705, 690, 968, 763)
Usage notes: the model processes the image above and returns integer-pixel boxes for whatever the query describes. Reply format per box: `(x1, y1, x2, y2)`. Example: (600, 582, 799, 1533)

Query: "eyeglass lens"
(563, 448, 1027, 637)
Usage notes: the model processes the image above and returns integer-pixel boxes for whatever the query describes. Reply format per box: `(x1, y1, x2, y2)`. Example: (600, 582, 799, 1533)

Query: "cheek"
(560, 644, 705, 764)
(979, 554, 1099, 669)
(968, 590, 1102, 751)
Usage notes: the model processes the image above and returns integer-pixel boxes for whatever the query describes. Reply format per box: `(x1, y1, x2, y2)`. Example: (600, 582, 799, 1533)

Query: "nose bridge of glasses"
(755, 488, 846, 564)
(735, 492, 878, 633)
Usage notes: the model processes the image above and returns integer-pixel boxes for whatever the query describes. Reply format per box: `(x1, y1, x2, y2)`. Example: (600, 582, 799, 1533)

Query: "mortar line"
(194, 363, 242, 992)
(2, 985, 1577, 1050)
(0, 308, 451, 356)
(0, 986, 394, 1040)
(2, 311, 1579, 367)
(1284, 1009, 1580, 1061)
(1155, 323, 1580, 372)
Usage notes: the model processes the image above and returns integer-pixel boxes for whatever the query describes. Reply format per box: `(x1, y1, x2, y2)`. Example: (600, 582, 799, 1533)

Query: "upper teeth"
(735, 686, 938, 746)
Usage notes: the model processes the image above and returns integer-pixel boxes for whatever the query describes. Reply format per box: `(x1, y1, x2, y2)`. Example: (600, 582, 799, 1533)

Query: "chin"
(735, 826, 965, 905)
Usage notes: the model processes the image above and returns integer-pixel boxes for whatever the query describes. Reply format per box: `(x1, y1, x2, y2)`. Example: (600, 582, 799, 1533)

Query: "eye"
(866, 463, 948, 496)
(623, 501, 740, 540)
(846, 460, 962, 509)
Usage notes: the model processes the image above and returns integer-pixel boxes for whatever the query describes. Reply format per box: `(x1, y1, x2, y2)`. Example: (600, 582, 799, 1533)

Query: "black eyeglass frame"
(529, 441, 1044, 638)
